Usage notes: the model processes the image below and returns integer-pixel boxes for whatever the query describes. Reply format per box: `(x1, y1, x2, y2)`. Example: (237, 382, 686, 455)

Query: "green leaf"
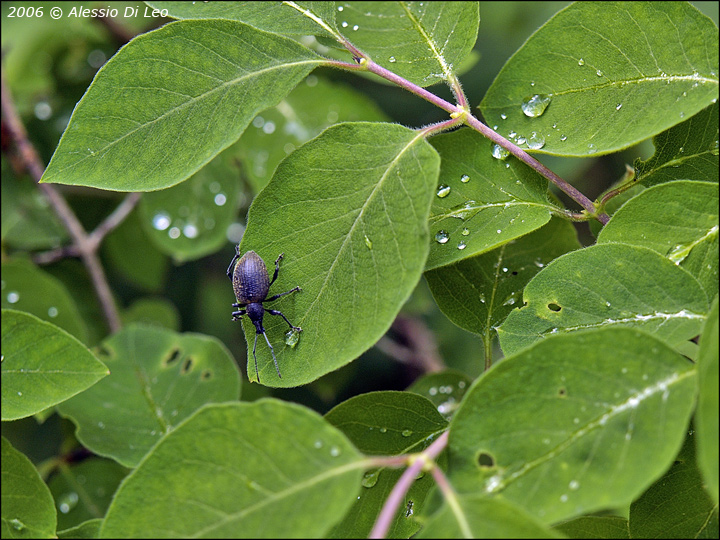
(634, 102, 719, 186)
(426, 218, 580, 336)
(629, 431, 719, 538)
(57, 519, 103, 539)
(238, 122, 440, 386)
(554, 516, 630, 539)
(235, 76, 388, 192)
(1, 259, 88, 343)
(417, 494, 559, 539)
(40, 20, 322, 191)
(48, 458, 128, 532)
(425, 129, 555, 271)
(598, 180, 719, 299)
(1, 310, 108, 422)
(325, 391, 447, 539)
(149, 1, 339, 37)
(497, 243, 709, 356)
(336, 2, 480, 87)
(406, 370, 473, 420)
(696, 297, 719, 504)
(138, 153, 241, 262)
(481, 2, 720, 157)
(449, 328, 698, 525)
(57, 325, 241, 467)
(1, 437, 57, 539)
(100, 401, 364, 538)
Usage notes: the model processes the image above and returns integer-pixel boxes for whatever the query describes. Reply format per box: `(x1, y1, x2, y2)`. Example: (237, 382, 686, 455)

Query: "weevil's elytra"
(227, 248, 302, 382)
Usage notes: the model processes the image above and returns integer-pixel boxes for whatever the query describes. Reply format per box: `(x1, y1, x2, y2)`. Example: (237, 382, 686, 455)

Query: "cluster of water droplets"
(150, 181, 229, 241)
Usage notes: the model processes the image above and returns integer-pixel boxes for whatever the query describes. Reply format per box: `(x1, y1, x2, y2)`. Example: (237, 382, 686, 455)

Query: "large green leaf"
(629, 431, 719, 538)
(57, 325, 241, 467)
(426, 218, 579, 336)
(237, 122, 439, 386)
(481, 2, 719, 157)
(417, 494, 558, 539)
(100, 401, 364, 538)
(425, 129, 556, 270)
(1, 437, 56, 539)
(449, 328, 697, 525)
(598, 180, 719, 299)
(497, 243, 709, 356)
(554, 516, 630, 539)
(40, 20, 322, 191)
(1, 260, 88, 343)
(634, 102, 719, 186)
(149, 1, 339, 37)
(325, 391, 447, 539)
(1, 310, 108, 422)
(696, 297, 719, 504)
(335, 2, 479, 87)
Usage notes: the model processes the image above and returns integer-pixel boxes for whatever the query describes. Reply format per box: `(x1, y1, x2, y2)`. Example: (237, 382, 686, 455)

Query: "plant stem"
(1, 69, 122, 333)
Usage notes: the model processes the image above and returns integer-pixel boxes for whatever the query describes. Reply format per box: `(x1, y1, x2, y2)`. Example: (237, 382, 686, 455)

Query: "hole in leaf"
(201, 369, 212, 380)
(548, 303, 562, 312)
(558, 387, 567, 397)
(181, 357, 194, 373)
(163, 348, 181, 367)
(478, 452, 495, 468)
(511, 271, 518, 276)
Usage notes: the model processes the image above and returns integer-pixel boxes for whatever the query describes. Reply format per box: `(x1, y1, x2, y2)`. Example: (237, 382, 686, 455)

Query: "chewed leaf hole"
(181, 357, 194, 374)
(201, 369, 212, 380)
(548, 303, 562, 312)
(163, 348, 182, 367)
(558, 387, 567, 397)
(478, 452, 495, 468)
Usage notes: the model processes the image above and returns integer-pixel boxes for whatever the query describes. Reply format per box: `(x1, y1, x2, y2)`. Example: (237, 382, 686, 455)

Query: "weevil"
(227, 248, 302, 382)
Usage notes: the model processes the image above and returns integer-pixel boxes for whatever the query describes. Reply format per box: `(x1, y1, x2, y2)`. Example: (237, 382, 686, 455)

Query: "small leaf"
(497, 243, 709, 356)
(336, 2, 479, 88)
(449, 328, 697, 525)
(238, 122, 440, 386)
(57, 325, 241, 467)
(634, 102, 719, 186)
(426, 129, 556, 270)
(426, 218, 579, 336)
(1, 260, 88, 343)
(1, 437, 57, 539)
(417, 494, 558, 539)
(1, 309, 108, 421)
(40, 20, 322, 191)
(100, 401, 364, 538)
(598, 180, 719, 299)
(696, 297, 719, 504)
(629, 432, 719, 538)
(481, 2, 719, 156)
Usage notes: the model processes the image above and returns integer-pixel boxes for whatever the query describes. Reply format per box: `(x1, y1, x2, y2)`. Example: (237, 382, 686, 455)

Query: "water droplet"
(491, 144, 510, 160)
(667, 243, 691, 264)
(587, 143, 597, 154)
(48, 307, 58, 317)
(388, 56, 396, 63)
(460, 174, 470, 183)
(337, 5, 343, 11)
(401, 429, 413, 437)
(168, 227, 181, 239)
(527, 132, 545, 150)
(353, 25, 359, 31)
(341, 21, 348, 28)
(436, 184, 451, 198)
(17, 391, 22, 396)
(285, 329, 301, 348)
(449, 200, 476, 220)
(214, 193, 227, 206)
(516, 135, 526, 145)
(521, 94, 552, 117)
(152, 212, 171, 231)
(405, 500, 414, 517)
(457, 242, 467, 250)
(379, 427, 388, 433)
(362, 470, 380, 488)
(560, 134, 567, 141)
(500, 113, 507, 120)
(596, 69, 603, 77)
(560, 494, 568, 502)
(98, 421, 105, 429)
(7, 291, 19, 304)
(435, 230, 449, 244)
(578, 58, 585, 66)
(183, 224, 198, 239)
(364, 235, 373, 250)
(10, 519, 25, 531)
(679, 111, 685, 118)
(314, 440, 323, 449)
(330, 446, 341, 457)
(461, 228, 470, 236)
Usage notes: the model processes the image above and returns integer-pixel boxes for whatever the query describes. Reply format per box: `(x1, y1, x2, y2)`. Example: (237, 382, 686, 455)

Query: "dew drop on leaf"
(285, 329, 300, 348)
(435, 230, 449, 244)
(362, 469, 380, 488)
(527, 132, 545, 150)
(578, 58, 585, 66)
(491, 144, 510, 160)
(436, 184, 451, 198)
(460, 174, 470, 183)
(461, 228, 470, 236)
(364, 235, 373, 250)
(457, 242, 467, 250)
(521, 94, 551, 117)
(152, 212, 171, 231)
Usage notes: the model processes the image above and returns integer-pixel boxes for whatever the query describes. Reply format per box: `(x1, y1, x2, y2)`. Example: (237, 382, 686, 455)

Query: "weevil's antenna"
(252, 333, 260, 383)
(262, 331, 282, 379)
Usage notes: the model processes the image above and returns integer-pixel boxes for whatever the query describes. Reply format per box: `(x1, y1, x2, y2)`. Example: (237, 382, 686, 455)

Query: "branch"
(1, 69, 122, 333)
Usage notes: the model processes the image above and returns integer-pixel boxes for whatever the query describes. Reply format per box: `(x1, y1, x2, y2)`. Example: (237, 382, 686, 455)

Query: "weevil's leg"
(231, 309, 247, 321)
(253, 333, 260, 383)
(265, 286, 302, 303)
(267, 309, 302, 332)
(232, 302, 247, 309)
(261, 331, 282, 378)
(226, 245, 241, 280)
(269, 253, 285, 287)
